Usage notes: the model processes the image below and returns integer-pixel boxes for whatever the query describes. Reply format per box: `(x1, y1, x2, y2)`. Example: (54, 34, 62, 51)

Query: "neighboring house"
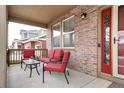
(22, 35, 46, 49)
(20, 29, 45, 40)
(11, 29, 46, 49)
(11, 39, 23, 49)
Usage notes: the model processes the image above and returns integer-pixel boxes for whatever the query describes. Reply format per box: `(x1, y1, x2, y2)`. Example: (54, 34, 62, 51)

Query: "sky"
(8, 22, 42, 46)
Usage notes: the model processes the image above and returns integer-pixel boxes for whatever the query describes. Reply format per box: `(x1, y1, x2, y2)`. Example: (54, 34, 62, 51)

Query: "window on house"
(52, 16, 74, 48)
(62, 16, 74, 47)
(23, 33, 28, 39)
(52, 22, 61, 48)
(36, 45, 41, 49)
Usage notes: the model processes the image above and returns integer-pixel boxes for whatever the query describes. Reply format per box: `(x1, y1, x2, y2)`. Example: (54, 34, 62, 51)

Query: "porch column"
(0, 5, 7, 88)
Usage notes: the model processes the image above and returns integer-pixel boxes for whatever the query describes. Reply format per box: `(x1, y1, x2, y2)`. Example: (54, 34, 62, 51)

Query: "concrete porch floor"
(7, 64, 112, 88)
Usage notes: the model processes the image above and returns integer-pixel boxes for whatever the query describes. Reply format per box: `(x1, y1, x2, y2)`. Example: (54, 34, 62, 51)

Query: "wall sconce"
(81, 13, 87, 19)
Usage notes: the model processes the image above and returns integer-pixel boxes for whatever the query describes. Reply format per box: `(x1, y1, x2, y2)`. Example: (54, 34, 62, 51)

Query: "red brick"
(47, 5, 99, 76)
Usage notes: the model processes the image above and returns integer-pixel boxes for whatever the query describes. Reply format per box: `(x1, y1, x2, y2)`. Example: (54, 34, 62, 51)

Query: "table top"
(23, 59, 40, 65)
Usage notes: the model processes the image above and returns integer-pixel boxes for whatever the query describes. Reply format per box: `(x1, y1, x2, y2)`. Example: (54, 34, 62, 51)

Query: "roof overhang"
(8, 5, 77, 28)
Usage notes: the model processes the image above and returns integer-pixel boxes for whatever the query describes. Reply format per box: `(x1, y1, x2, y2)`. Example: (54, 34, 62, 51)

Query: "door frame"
(112, 5, 124, 79)
(101, 7, 112, 75)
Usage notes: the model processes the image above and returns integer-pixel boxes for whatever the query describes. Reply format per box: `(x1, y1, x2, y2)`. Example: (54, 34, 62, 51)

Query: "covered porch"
(7, 64, 112, 88)
(0, 5, 124, 88)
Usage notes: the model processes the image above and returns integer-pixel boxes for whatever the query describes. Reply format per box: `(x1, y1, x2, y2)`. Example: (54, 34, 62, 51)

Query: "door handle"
(114, 37, 119, 44)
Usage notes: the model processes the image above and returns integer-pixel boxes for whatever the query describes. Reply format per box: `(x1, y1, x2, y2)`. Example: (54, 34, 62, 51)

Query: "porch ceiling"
(8, 5, 77, 28)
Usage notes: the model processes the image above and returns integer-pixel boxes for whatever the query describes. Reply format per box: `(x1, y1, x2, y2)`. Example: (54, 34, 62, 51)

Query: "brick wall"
(47, 5, 100, 76)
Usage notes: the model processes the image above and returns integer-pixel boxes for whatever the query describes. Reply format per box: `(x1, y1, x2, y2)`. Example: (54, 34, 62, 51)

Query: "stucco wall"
(35, 40, 46, 49)
(23, 40, 46, 49)
(47, 5, 100, 76)
(24, 42, 35, 49)
(24, 42, 32, 49)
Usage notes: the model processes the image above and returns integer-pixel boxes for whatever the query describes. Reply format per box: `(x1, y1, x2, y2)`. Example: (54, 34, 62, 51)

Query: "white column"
(112, 5, 118, 77)
(0, 5, 7, 88)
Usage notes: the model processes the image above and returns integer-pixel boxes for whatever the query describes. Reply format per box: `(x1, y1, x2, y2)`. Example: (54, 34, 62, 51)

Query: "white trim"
(62, 15, 74, 22)
(52, 22, 61, 27)
(112, 5, 118, 77)
(62, 15, 75, 48)
(115, 74, 124, 79)
(52, 22, 61, 48)
(63, 31, 74, 35)
(22, 34, 46, 43)
(35, 45, 41, 49)
(52, 47, 62, 49)
(62, 47, 75, 49)
(112, 5, 124, 79)
(61, 19, 64, 48)
(52, 15, 75, 49)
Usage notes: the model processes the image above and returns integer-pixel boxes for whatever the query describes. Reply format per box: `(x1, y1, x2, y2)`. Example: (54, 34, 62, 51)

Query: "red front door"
(101, 7, 112, 74)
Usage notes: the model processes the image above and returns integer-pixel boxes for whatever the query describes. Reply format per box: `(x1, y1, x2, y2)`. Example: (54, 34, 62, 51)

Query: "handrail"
(7, 49, 48, 66)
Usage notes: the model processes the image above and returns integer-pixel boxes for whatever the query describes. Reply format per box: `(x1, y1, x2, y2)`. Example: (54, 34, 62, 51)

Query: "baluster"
(7, 49, 10, 67)
(16, 50, 17, 63)
(13, 50, 15, 64)
(19, 50, 20, 63)
(10, 50, 12, 64)
(11, 50, 13, 64)
(35, 49, 37, 56)
(17, 50, 18, 63)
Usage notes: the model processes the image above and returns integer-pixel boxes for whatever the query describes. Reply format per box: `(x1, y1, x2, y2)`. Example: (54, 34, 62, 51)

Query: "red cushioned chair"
(21, 49, 35, 68)
(51, 49, 64, 63)
(38, 49, 55, 63)
(39, 49, 63, 64)
(43, 51, 70, 84)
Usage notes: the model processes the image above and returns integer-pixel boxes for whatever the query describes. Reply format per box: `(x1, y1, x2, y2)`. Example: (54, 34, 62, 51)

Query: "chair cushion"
(51, 58, 61, 63)
(48, 49, 55, 58)
(44, 63, 66, 72)
(23, 50, 35, 58)
(54, 49, 63, 58)
(62, 52, 70, 64)
(51, 49, 63, 63)
(39, 58, 50, 63)
(22, 58, 29, 60)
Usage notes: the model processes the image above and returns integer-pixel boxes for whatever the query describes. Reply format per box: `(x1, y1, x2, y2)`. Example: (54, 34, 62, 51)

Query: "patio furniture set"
(21, 49, 70, 84)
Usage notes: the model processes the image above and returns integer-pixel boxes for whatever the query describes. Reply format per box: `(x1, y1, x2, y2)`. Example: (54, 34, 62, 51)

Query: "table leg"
(36, 64, 40, 75)
(24, 64, 27, 71)
(21, 60, 23, 68)
(30, 65, 32, 78)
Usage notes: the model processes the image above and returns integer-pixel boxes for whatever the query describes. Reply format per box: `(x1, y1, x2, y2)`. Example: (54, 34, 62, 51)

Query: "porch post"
(0, 5, 7, 88)
(112, 5, 118, 77)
